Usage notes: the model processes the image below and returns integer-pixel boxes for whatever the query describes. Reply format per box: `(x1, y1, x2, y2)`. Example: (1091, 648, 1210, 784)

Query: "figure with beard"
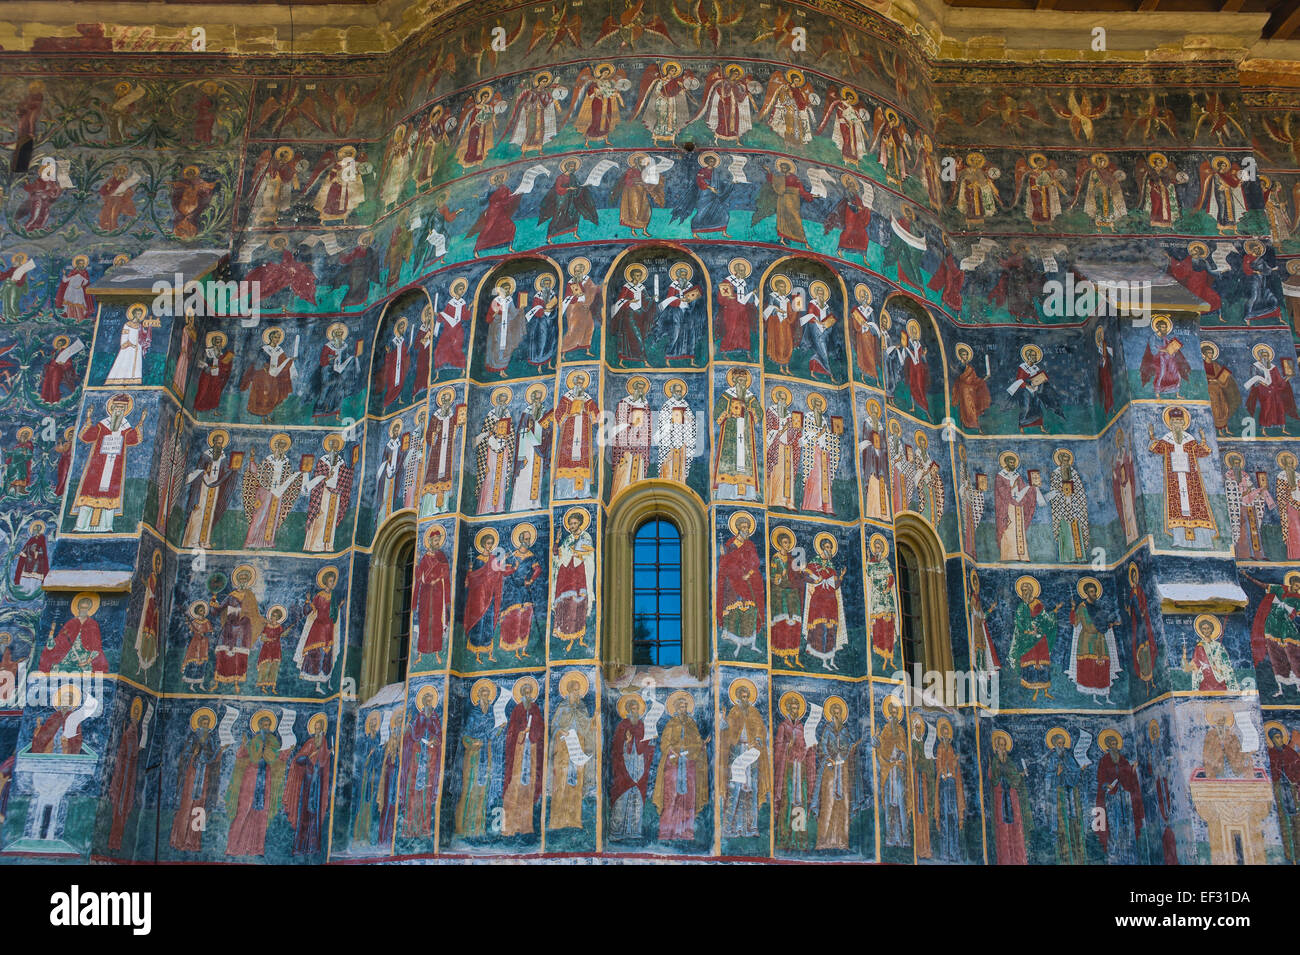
(669, 151, 732, 237)
(337, 232, 379, 309)
(609, 694, 653, 841)
(717, 258, 757, 356)
(310, 323, 360, 422)
(657, 262, 706, 365)
(537, 158, 598, 242)
(468, 170, 519, 255)
(825, 175, 872, 261)
(170, 707, 223, 852)
(610, 264, 653, 365)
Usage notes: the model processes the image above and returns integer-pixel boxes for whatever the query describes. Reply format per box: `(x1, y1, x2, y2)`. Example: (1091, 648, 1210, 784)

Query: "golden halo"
(250, 708, 278, 731)
(316, 565, 339, 589)
(666, 689, 695, 714)
(954, 342, 973, 362)
(663, 377, 687, 397)
(914, 429, 928, 448)
(726, 366, 751, 386)
(628, 152, 649, 167)
(809, 280, 830, 301)
(525, 383, 547, 404)
(364, 710, 382, 733)
(880, 694, 903, 720)
(727, 677, 758, 705)
(1015, 575, 1040, 600)
(1188, 241, 1209, 258)
(1201, 340, 1219, 359)
(1045, 726, 1071, 748)
(869, 533, 888, 556)
(1254, 343, 1275, 362)
(669, 261, 694, 281)
(1148, 718, 1161, 743)
(1029, 152, 1048, 167)
(338, 145, 357, 160)
(206, 330, 228, 348)
(129, 696, 143, 722)
(1020, 343, 1041, 364)
(490, 385, 513, 405)
(1097, 728, 1123, 751)
(1161, 405, 1189, 429)
(323, 433, 344, 452)
(560, 670, 590, 698)
(261, 326, 284, 345)
(71, 254, 89, 268)
(813, 532, 838, 556)
(1287, 571, 1300, 590)
(1147, 151, 1167, 167)
(126, 303, 148, 323)
(998, 450, 1020, 470)
(269, 432, 292, 452)
(1194, 613, 1223, 641)
(1265, 721, 1290, 745)
(770, 385, 793, 405)
(1224, 450, 1243, 468)
(190, 706, 217, 730)
(1246, 239, 1265, 256)
(854, 283, 872, 304)
(471, 678, 497, 704)
(393, 316, 410, 337)
(771, 526, 796, 550)
(728, 510, 755, 537)
(1089, 152, 1108, 166)
(511, 675, 540, 704)
(969, 568, 981, 589)
(806, 391, 826, 412)
(1128, 562, 1140, 584)
(774, 158, 795, 173)
(990, 729, 1013, 752)
(786, 68, 804, 85)
(1280, 451, 1298, 469)
(416, 684, 439, 710)
(307, 712, 328, 735)
(1054, 448, 1074, 466)
(533, 272, 556, 292)
(623, 263, 647, 284)
(778, 690, 806, 719)
(562, 507, 591, 532)
(728, 257, 751, 276)
(191, 599, 210, 617)
(770, 272, 791, 291)
(887, 418, 901, 434)
(274, 145, 294, 163)
(436, 386, 456, 406)
(937, 717, 953, 739)
(566, 369, 589, 389)
(885, 107, 899, 125)
(424, 523, 446, 547)
(232, 563, 257, 588)
(626, 374, 651, 395)
(474, 527, 499, 554)
(567, 256, 591, 277)
(268, 604, 288, 622)
(70, 591, 101, 616)
(494, 275, 517, 296)
(616, 693, 644, 718)
(1290, 260, 1300, 275)
(1071, 574, 1102, 597)
(389, 711, 405, 731)
(866, 397, 882, 417)
(824, 696, 848, 719)
(511, 522, 537, 548)
(1151, 314, 1171, 336)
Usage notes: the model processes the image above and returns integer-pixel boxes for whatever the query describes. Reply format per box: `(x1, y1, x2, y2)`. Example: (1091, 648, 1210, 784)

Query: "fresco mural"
(2, 0, 1300, 865)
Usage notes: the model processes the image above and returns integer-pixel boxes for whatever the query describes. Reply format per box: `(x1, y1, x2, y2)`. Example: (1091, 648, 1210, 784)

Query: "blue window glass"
(631, 519, 683, 666)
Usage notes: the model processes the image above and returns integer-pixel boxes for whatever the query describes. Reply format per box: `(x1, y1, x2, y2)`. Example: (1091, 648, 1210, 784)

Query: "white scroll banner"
(563, 726, 591, 767)
(1074, 729, 1093, 769)
(512, 164, 552, 195)
(138, 700, 155, 750)
(727, 155, 749, 183)
(641, 685, 665, 742)
(279, 707, 297, 751)
(730, 746, 761, 784)
(806, 166, 837, 198)
(218, 704, 240, 746)
(493, 687, 510, 729)
(582, 159, 619, 187)
(1236, 709, 1260, 753)
(803, 702, 823, 747)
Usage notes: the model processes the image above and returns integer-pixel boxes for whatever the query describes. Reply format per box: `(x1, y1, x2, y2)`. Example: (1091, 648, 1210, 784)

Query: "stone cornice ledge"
(0, 0, 1283, 66)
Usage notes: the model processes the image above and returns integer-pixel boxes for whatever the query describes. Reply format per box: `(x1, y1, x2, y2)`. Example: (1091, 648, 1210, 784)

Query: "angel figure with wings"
(248, 147, 303, 228)
(816, 86, 871, 165)
(758, 69, 820, 146)
(1011, 153, 1069, 230)
(506, 71, 568, 157)
(951, 152, 1001, 227)
(1049, 91, 1109, 142)
(454, 86, 509, 169)
(633, 61, 699, 144)
(1196, 156, 1247, 234)
(1134, 152, 1188, 230)
(692, 63, 761, 144)
(753, 158, 815, 247)
(870, 107, 912, 188)
(378, 123, 413, 213)
(1193, 92, 1247, 146)
(569, 63, 631, 147)
(1070, 154, 1127, 231)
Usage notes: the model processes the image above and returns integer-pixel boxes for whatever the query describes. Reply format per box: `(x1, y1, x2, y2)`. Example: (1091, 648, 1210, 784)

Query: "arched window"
(892, 512, 954, 677)
(605, 481, 707, 676)
(633, 519, 682, 665)
(361, 511, 417, 701)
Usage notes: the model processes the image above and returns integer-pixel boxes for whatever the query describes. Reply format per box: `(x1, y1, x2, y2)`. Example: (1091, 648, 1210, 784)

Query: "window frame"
(892, 512, 954, 677)
(361, 509, 418, 702)
(604, 480, 708, 677)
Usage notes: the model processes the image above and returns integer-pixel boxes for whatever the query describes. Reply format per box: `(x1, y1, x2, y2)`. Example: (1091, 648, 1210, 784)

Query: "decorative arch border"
(368, 284, 436, 416)
(758, 253, 850, 375)
(360, 507, 418, 702)
(602, 479, 709, 679)
(601, 242, 714, 365)
(892, 510, 954, 677)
